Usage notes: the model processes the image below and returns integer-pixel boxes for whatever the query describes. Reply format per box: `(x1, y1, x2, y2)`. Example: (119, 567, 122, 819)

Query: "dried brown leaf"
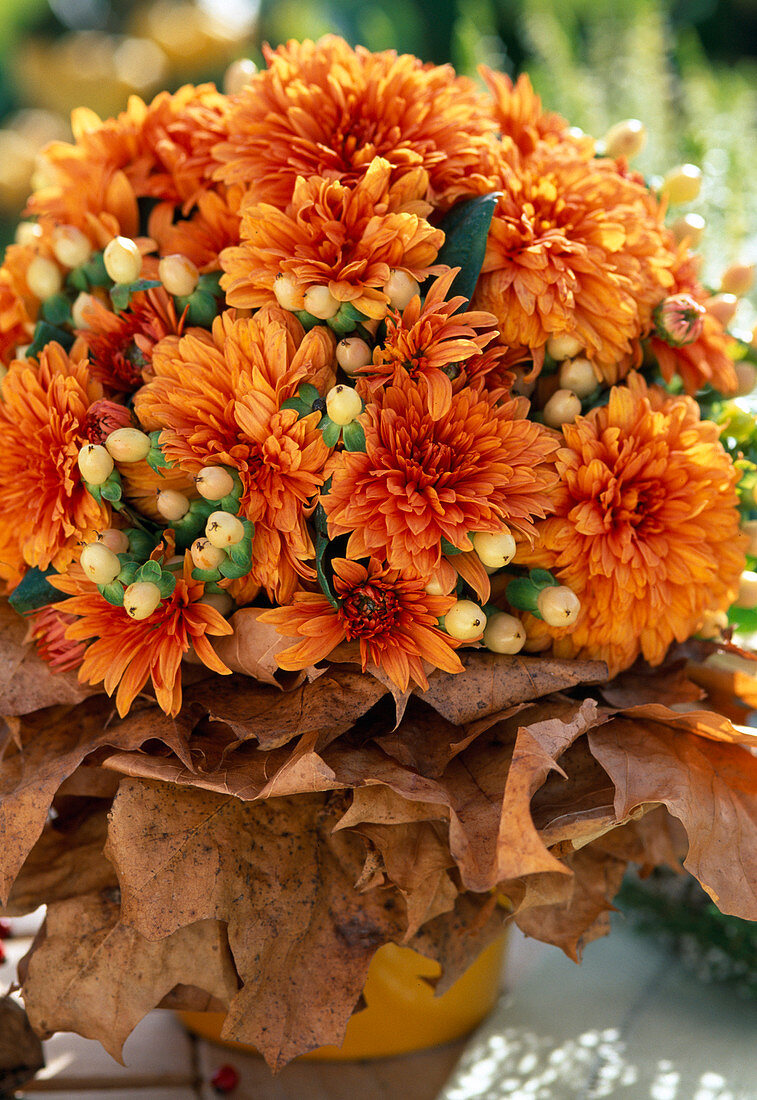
(22, 889, 238, 1062)
(513, 846, 627, 961)
(210, 608, 307, 689)
(0, 601, 93, 714)
(419, 651, 607, 724)
(589, 716, 757, 918)
(407, 893, 506, 995)
(5, 804, 115, 916)
(0, 994, 44, 1095)
(105, 781, 405, 1068)
(0, 695, 186, 905)
(186, 666, 387, 749)
(599, 660, 704, 709)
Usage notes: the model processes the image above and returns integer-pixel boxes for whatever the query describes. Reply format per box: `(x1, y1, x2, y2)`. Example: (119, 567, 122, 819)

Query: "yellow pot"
(178, 933, 507, 1061)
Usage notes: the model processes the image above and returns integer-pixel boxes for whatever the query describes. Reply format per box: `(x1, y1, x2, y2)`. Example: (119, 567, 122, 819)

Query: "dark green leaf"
(433, 193, 501, 305)
(530, 568, 559, 589)
(27, 321, 74, 358)
(137, 560, 162, 584)
(110, 279, 161, 313)
(192, 566, 222, 583)
(440, 537, 462, 556)
(41, 293, 72, 327)
(157, 571, 177, 598)
(342, 421, 366, 451)
(227, 540, 252, 568)
(219, 558, 251, 580)
(8, 567, 58, 614)
(117, 562, 140, 586)
(505, 577, 541, 615)
(100, 480, 122, 503)
(98, 581, 125, 607)
(319, 416, 341, 448)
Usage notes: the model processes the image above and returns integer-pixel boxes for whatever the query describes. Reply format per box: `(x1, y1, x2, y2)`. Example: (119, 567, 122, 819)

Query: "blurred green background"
(0, 0, 755, 301)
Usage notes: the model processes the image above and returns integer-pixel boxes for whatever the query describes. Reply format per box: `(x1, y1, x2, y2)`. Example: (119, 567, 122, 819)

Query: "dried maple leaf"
(210, 607, 308, 690)
(185, 666, 387, 749)
(0, 994, 44, 1095)
(21, 889, 238, 1062)
(589, 716, 757, 918)
(0, 602, 92, 713)
(419, 651, 607, 724)
(0, 695, 187, 905)
(5, 802, 115, 916)
(105, 780, 405, 1068)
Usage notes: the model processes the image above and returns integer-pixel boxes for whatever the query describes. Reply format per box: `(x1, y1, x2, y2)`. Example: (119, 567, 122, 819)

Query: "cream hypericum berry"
(51, 225, 92, 269)
(444, 598, 485, 641)
(660, 163, 702, 204)
(198, 591, 235, 615)
(273, 273, 305, 311)
(158, 254, 200, 298)
(326, 384, 362, 426)
(303, 285, 340, 319)
(670, 212, 705, 246)
(72, 292, 99, 330)
(483, 611, 526, 654)
(103, 236, 142, 284)
(26, 255, 63, 301)
(741, 520, 757, 557)
(734, 362, 757, 397)
(123, 580, 162, 620)
(77, 443, 114, 485)
(601, 117, 646, 160)
(336, 337, 372, 376)
(384, 269, 420, 310)
(707, 293, 738, 327)
(191, 537, 227, 570)
(15, 222, 42, 247)
(720, 263, 755, 298)
(543, 389, 582, 429)
(558, 357, 597, 399)
(98, 529, 130, 554)
(195, 466, 235, 501)
(105, 427, 151, 463)
(80, 542, 121, 585)
(471, 528, 516, 569)
(156, 489, 190, 522)
(205, 511, 245, 548)
(223, 57, 257, 96)
(537, 585, 581, 626)
(545, 333, 583, 361)
(737, 570, 757, 610)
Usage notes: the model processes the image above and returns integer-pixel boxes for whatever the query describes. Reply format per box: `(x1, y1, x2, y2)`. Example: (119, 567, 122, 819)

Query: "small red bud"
(0, 942, 5, 963)
(0, 919, 11, 939)
(211, 1063, 240, 1093)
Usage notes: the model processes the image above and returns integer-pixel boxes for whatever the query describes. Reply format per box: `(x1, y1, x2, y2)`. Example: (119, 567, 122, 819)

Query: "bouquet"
(1, 34, 757, 1074)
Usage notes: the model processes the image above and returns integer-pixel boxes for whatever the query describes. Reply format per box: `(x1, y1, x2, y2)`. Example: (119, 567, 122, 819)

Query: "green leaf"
(313, 503, 339, 609)
(100, 480, 122, 503)
(529, 568, 559, 589)
(294, 309, 320, 330)
(342, 420, 366, 451)
(433, 193, 501, 305)
(137, 560, 162, 584)
(117, 562, 140, 586)
(280, 395, 312, 417)
(80, 252, 110, 288)
(27, 321, 74, 358)
(126, 528, 157, 559)
(8, 567, 58, 614)
(175, 288, 219, 327)
(192, 566, 222, 583)
(98, 581, 125, 607)
(157, 571, 177, 598)
(440, 537, 462, 556)
(319, 416, 341, 448)
(299, 383, 321, 405)
(110, 278, 162, 313)
(219, 557, 251, 580)
(227, 540, 252, 568)
(505, 577, 541, 616)
(41, 293, 72, 327)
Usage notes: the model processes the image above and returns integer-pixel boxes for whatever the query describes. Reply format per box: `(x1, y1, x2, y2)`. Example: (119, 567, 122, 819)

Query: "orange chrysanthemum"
(324, 374, 559, 579)
(0, 343, 108, 585)
(220, 157, 444, 321)
(518, 373, 745, 674)
(134, 309, 336, 602)
(0, 269, 32, 365)
(78, 287, 185, 394)
(213, 35, 497, 209)
(261, 557, 462, 691)
(54, 555, 232, 717)
(148, 188, 241, 273)
(472, 140, 674, 372)
(481, 69, 572, 157)
(361, 269, 501, 418)
(27, 605, 86, 673)
(27, 84, 229, 244)
(648, 244, 737, 395)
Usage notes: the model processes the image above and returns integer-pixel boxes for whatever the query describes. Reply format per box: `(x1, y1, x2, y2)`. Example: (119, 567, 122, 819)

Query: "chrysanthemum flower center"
(341, 583, 400, 639)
